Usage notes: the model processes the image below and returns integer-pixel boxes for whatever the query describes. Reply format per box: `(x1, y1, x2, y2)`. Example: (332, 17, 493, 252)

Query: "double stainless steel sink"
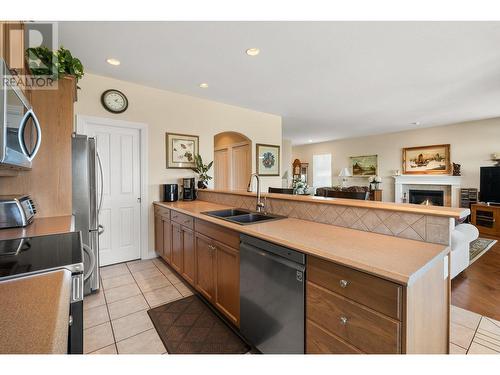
(202, 208, 285, 225)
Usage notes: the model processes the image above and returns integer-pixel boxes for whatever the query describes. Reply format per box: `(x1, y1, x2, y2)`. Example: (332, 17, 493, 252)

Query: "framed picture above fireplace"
(402, 144, 451, 175)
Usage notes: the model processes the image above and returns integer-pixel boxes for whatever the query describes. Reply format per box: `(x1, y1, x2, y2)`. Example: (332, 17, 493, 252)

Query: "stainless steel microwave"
(0, 58, 42, 170)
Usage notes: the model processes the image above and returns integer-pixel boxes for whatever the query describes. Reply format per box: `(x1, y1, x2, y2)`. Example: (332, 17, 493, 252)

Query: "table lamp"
(339, 168, 352, 188)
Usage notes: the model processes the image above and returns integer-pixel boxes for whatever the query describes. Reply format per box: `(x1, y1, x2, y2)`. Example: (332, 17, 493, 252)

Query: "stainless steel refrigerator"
(72, 133, 104, 295)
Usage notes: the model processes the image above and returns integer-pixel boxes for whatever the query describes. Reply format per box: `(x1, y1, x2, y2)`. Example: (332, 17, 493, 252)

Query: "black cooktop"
(0, 232, 83, 280)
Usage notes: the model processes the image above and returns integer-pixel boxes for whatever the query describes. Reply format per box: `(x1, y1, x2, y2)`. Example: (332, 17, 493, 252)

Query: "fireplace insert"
(409, 189, 444, 206)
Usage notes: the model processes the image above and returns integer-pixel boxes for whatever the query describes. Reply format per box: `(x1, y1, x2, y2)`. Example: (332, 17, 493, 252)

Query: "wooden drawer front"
(306, 319, 363, 354)
(154, 205, 170, 219)
(308, 256, 402, 320)
(195, 218, 240, 249)
(307, 282, 401, 354)
(171, 211, 194, 229)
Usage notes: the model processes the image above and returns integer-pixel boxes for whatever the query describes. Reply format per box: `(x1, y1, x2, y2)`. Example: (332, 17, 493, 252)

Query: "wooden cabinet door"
(214, 241, 240, 326)
(182, 227, 196, 285)
(2, 22, 25, 72)
(0, 23, 6, 62)
(195, 233, 215, 302)
(154, 214, 164, 256)
(214, 148, 229, 189)
(171, 222, 183, 273)
(231, 143, 251, 190)
(162, 219, 172, 264)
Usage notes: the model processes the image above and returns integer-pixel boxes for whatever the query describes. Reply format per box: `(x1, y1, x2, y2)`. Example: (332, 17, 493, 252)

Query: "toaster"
(0, 195, 37, 229)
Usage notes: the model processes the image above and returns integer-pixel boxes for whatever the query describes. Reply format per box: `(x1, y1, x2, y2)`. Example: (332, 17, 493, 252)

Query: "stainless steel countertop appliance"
(0, 232, 85, 354)
(0, 195, 37, 229)
(182, 177, 196, 201)
(240, 234, 305, 354)
(72, 134, 104, 295)
(0, 58, 42, 170)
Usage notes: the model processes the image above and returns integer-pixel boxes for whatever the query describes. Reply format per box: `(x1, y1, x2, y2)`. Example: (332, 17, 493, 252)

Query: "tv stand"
(472, 203, 500, 238)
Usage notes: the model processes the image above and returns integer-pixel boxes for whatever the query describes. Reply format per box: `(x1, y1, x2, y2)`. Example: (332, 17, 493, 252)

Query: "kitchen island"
(153, 199, 452, 354)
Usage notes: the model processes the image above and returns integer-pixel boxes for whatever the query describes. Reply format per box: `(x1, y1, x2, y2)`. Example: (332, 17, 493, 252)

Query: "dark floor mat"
(147, 295, 250, 354)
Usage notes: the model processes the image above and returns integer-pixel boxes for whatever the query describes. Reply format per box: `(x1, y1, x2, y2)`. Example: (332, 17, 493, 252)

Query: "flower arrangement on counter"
(292, 177, 309, 195)
(368, 175, 382, 190)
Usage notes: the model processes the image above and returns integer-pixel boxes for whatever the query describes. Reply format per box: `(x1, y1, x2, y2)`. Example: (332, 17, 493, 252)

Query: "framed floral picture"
(256, 143, 280, 176)
(402, 144, 451, 174)
(166, 132, 199, 169)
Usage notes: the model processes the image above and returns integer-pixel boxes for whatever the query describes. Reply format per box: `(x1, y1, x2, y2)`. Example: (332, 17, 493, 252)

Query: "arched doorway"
(213, 132, 252, 190)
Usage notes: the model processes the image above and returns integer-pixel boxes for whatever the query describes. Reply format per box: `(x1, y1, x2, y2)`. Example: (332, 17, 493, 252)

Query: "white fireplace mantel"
(393, 175, 462, 207)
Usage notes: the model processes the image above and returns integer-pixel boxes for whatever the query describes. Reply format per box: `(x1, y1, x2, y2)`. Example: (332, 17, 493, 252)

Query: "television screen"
(480, 167, 500, 203)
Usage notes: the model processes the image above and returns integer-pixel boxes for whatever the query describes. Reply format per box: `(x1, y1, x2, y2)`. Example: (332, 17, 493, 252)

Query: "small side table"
(370, 190, 383, 201)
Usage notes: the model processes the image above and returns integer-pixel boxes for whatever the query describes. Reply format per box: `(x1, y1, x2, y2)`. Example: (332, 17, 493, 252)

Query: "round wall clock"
(101, 89, 128, 114)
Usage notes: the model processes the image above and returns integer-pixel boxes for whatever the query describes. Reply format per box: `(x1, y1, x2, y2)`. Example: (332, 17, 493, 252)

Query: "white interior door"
(85, 123, 142, 266)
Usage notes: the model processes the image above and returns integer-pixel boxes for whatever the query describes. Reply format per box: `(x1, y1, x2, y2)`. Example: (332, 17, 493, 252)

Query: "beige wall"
(281, 138, 293, 187)
(75, 73, 282, 255)
(293, 118, 500, 201)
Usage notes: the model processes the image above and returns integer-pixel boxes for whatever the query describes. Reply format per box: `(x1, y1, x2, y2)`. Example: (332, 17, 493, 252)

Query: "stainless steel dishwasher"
(240, 234, 305, 354)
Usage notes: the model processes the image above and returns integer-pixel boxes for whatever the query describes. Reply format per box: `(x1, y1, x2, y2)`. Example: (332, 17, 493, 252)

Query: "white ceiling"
(59, 21, 500, 145)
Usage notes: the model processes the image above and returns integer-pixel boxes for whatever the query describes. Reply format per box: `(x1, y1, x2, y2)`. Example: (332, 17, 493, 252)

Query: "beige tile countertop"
(154, 200, 449, 286)
(202, 188, 469, 219)
(0, 269, 72, 354)
(0, 215, 74, 241)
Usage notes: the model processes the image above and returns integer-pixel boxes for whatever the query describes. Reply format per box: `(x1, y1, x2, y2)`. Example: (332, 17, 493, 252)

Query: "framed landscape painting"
(166, 132, 199, 169)
(256, 143, 280, 176)
(402, 144, 451, 174)
(350, 155, 378, 176)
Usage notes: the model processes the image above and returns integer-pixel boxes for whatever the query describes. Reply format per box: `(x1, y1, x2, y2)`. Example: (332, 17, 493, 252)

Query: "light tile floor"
(84, 257, 500, 355)
(450, 305, 500, 354)
(83, 257, 193, 354)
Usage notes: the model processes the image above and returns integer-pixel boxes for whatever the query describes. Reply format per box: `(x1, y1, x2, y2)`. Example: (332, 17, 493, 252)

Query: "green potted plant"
(191, 154, 213, 189)
(25, 46, 84, 84)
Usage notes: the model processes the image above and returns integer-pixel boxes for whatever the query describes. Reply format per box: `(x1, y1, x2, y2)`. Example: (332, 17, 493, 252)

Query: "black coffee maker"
(182, 178, 196, 201)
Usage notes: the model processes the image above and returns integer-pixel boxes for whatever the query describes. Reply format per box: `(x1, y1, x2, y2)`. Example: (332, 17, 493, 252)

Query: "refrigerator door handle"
(96, 151, 104, 215)
(82, 243, 96, 281)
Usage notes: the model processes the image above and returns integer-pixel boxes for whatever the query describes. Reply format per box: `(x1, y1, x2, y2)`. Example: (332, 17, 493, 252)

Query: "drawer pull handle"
(340, 316, 348, 325)
(339, 279, 349, 288)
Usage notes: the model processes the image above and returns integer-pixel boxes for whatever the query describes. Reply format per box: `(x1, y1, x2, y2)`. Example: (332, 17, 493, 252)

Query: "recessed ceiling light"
(246, 48, 260, 56)
(106, 58, 121, 66)
(199, 83, 209, 88)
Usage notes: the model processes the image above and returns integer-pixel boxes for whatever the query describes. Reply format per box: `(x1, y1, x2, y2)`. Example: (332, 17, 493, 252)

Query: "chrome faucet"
(247, 173, 265, 213)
